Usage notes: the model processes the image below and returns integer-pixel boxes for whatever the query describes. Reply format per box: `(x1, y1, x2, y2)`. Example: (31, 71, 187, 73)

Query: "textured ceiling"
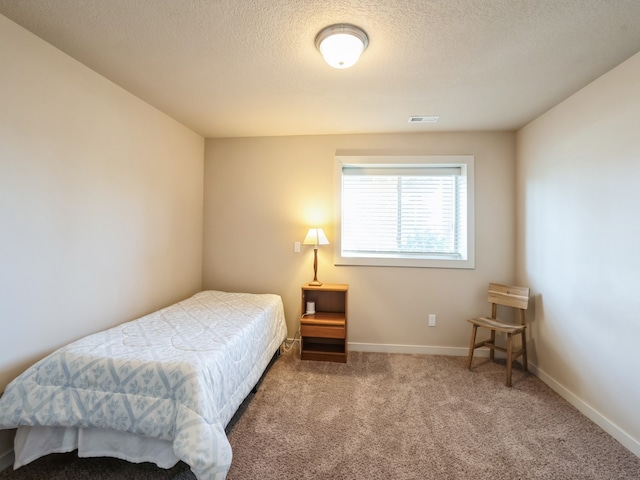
(1, 0, 640, 138)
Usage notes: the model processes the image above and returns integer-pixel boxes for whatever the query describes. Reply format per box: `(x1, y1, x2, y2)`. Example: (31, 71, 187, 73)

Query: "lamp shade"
(315, 24, 369, 69)
(303, 228, 329, 247)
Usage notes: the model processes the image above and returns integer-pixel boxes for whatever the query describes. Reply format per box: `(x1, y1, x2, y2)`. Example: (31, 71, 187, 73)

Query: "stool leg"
(506, 333, 513, 387)
(489, 330, 496, 360)
(521, 330, 528, 372)
(467, 325, 478, 370)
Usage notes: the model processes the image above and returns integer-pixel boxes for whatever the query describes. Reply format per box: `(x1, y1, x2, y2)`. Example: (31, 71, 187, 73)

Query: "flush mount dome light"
(315, 24, 369, 69)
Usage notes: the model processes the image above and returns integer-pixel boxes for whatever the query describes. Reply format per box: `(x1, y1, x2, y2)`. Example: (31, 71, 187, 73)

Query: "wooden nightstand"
(300, 283, 348, 363)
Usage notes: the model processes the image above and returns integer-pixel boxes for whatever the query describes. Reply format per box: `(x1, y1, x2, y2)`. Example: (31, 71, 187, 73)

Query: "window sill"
(334, 254, 475, 269)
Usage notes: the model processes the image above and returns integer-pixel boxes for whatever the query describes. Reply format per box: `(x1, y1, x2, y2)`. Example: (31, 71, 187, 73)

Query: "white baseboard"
(528, 362, 640, 458)
(348, 342, 492, 357)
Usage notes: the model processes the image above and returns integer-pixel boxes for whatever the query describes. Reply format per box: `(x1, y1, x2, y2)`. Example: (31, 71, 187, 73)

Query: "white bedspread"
(0, 290, 288, 480)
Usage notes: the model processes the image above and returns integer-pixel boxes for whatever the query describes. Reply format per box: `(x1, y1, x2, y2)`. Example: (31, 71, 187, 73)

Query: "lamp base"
(308, 280, 323, 286)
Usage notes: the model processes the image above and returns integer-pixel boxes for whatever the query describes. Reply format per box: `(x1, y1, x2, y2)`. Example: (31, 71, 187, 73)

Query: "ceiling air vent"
(408, 115, 439, 123)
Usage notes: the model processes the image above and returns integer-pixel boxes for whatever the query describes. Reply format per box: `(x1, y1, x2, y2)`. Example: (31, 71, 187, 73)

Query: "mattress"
(0, 290, 288, 480)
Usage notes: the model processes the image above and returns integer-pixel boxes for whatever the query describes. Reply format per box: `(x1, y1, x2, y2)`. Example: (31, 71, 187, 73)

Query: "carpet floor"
(1, 348, 639, 479)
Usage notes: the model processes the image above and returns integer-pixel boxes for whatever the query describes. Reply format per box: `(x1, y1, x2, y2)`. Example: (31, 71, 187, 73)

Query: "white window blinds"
(341, 165, 467, 259)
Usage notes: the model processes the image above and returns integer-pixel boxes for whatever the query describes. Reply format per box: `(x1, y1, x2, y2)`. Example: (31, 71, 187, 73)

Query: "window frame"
(333, 154, 475, 269)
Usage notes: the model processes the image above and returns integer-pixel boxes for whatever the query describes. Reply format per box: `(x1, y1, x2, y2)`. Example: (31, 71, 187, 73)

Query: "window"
(334, 155, 474, 269)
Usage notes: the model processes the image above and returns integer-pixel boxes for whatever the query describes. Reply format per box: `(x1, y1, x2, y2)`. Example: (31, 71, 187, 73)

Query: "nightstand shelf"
(300, 283, 348, 363)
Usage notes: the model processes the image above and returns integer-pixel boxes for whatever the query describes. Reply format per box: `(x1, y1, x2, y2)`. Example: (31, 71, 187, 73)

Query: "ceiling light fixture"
(315, 24, 369, 69)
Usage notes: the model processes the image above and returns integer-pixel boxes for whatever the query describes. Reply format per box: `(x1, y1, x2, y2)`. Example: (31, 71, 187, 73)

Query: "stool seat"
(467, 316, 526, 334)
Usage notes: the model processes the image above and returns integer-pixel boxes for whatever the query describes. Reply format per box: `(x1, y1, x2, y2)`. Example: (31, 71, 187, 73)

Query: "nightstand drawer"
(301, 324, 345, 339)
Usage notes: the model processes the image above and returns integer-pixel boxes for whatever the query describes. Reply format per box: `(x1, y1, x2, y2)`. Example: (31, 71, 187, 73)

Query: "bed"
(0, 290, 288, 480)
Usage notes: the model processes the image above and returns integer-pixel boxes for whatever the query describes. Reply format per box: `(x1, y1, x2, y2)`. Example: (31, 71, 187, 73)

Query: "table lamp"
(302, 228, 329, 286)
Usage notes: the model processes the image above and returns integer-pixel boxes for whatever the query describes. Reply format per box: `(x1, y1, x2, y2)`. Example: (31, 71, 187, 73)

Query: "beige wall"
(516, 51, 640, 454)
(203, 132, 516, 351)
(0, 13, 204, 462)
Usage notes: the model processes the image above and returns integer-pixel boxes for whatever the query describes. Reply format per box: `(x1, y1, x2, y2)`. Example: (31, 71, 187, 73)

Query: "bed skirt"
(14, 426, 178, 469)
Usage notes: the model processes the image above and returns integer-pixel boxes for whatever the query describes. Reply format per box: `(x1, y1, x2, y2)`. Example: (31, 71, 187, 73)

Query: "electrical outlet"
(428, 314, 436, 327)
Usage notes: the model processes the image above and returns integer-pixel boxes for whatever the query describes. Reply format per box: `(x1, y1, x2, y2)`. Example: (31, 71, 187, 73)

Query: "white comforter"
(0, 290, 288, 479)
